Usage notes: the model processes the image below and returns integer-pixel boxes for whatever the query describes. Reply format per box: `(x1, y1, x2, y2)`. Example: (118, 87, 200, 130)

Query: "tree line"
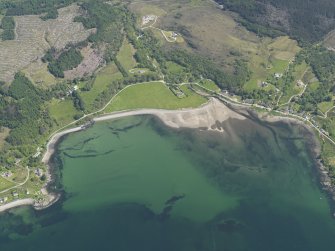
(5, 0, 75, 17)
(297, 46, 335, 112)
(0, 16, 15, 40)
(216, 0, 335, 44)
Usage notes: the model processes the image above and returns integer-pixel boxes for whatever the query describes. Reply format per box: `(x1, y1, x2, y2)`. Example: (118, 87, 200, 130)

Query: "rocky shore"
(258, 110, 335, 216)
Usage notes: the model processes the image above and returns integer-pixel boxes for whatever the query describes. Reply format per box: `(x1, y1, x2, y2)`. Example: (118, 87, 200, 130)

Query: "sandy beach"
(42, 127, 85, 164)
(2, 97, 331, 213)
(0, 98, 234, 213)
(43, 98, 245, 165)
(95, 98, 245, 128)
(0, 199, 34, 213)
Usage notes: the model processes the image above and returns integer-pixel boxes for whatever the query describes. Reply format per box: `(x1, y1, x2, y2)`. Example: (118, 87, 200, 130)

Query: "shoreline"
(0, 199, 34, 213)
(42, 98, 245, 164)
(262, 113, 335, 207)
(1, 98, 334, 214)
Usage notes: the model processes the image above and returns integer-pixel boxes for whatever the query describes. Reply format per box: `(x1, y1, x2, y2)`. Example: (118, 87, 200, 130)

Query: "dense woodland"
(298, 47, 335, 112)
(4, 0, 75, 16)
(165, 50, 250, 91)
(216, 0, 335, 43)
(0, 73, 53, 166)
(0, 16, 15, 40)
(74, 1, 131, 61)
(43, 47, 83, 78)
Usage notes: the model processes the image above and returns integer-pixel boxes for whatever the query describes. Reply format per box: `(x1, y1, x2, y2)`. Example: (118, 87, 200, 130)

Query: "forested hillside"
(2, 0, 75, 16)
(216, 0, 335, 43)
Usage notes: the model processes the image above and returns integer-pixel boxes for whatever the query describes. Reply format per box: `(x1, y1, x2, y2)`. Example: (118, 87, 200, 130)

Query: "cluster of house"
(261, 73, 305, 89)
(142, 15, 156, 25)
(261, 73, 283, 88)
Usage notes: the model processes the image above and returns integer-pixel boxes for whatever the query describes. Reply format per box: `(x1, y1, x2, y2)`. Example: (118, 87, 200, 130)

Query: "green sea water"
(1, 115, 335, 251)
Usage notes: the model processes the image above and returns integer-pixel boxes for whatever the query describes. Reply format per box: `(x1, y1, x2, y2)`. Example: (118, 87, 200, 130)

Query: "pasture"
(80, 63, 123, 111)
(106, 82, 207, 112)
(117, 39, 137, 71)
(48, 98, 78, 126)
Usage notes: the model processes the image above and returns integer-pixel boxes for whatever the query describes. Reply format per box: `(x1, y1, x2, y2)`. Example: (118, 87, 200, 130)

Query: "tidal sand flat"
(1, 110, 335, 250)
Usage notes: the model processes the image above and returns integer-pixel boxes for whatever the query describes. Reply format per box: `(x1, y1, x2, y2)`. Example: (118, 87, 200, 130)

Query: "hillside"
(216, 0, 335, 43)
(0, 4, 93, 83)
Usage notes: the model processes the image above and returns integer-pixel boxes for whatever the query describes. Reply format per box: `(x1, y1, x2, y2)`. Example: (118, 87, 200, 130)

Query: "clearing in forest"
(0, 4, 94, 83)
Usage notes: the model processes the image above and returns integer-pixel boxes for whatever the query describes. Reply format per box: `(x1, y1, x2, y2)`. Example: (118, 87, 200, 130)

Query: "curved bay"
(1, 115, 335, 251)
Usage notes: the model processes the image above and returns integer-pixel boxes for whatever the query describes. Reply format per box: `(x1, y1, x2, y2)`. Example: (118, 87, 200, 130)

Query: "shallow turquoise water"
(1, 115, 335, 251)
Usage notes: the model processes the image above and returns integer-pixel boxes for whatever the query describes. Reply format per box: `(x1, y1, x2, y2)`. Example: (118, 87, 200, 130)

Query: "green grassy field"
(80, 63, 123, 111)
(199, 79, 220, 93)
(23, 62, 57, 88)
(318, 102, 334, 114)
(270, 59, 289, 74)
(166, 61, 185, 73)
(292, 62, 308, 79)
(0, 127, 9, 150)
(307, 82, 320, 92)
(268, 36, 300, 60)
(242, 36, 299, 92)
(278, 62, 308, 105)
(321, 140, 335, 176)
(244, 58, 290, 91)
(0, 176, 14, 191)
(106, 82, 207, 112)
(161, 30, 185, 43)
(117, 39, 137, 71)
(48, 98, 78, 126)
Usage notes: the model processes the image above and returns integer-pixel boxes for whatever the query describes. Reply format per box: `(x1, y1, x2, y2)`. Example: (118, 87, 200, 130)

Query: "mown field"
(48, 98, 78, 126)
(106, 82, 207, 112)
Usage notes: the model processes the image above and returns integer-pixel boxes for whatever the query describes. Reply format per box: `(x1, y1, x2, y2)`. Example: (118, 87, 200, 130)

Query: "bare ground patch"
(22, 60, 56, 87)
(64, 44, 104, 80)
(0, 4, 94, 83)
